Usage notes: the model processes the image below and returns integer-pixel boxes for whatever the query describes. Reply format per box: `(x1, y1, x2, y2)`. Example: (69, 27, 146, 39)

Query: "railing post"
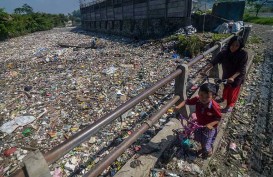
(210, 42, 223, 79)
(23, 150, 51, 177)
(241, 25, 252, 46)
(175, 64, 190, 118)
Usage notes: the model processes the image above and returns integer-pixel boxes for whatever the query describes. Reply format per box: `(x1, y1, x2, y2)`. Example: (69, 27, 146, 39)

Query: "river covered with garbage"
(0, 24, 272, 177)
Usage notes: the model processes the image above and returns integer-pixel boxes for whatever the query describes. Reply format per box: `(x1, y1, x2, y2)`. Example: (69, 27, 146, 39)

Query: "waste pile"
(0, 27, 212, 177)
(214, 21, 244, 34)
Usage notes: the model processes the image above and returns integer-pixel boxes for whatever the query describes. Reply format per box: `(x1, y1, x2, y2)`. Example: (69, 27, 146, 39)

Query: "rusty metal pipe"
(187, 54, 204, 68)
(10, 31, 244, 177)
(187, 45, 218, 67)
(203, 45, 219, 56)
(221, 34, 235, 44)
(11, 69, 182, 177)
(83, 95, 180, 177)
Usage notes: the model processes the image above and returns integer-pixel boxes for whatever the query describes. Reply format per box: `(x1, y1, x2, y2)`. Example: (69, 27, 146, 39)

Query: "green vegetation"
(194, 9, 212, 15)
(14, 4, 33, 14)
(0, 4, 69, 41)
(212, 33, 230, 42)
(163, 34, 178, 42)
(164, 34, 230, 58)
(248, 35, 263, 44)
(253, 54, 264, 63)
(68, 9, 81, 26)
(243, 14, 273, 25)
(176, 35, 205, 57)
(247, 0, 270, 17)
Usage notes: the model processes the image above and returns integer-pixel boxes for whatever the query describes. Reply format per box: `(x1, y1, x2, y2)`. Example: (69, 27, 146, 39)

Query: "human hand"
(206, 124, 213, 130)
(227, 77, 234, 83)
(174, 106, 180, 112)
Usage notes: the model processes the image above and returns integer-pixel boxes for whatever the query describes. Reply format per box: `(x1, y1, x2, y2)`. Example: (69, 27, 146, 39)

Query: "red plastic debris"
(3, 147, 17, 157)
(46, 93, 52, 97)
(134, 146, 141, 151)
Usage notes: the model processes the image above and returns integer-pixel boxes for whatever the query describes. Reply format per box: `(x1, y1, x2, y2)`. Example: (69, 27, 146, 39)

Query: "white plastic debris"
(214, 22, 229, 34)
(89, 136, 97, 144)
(102, 66, 117, 75)
(64, 162, 76, 171)
(231, 21, 244, 33)
(0, 116, 36, 134)
(190, 163, 202, 174)
(116, 90, 124, 95)
(52, 167, 62, 177)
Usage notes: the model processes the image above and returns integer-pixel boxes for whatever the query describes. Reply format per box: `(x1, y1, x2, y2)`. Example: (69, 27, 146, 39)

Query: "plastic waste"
(52, 168, 62, 177)
(229, 142, 237, 151)
(3, 147, 17, 157)
(172, 54, 180, 59)
(24, 86, 33, 92)
(184, 25, 197, 35)
(214, 23, 229, 34)
(102, 66, 117, 75)
(22, 128, 32, 137)
(0, 116, 36, 134)
(182, 138, 193, 148)
(231, 21, 243, 33)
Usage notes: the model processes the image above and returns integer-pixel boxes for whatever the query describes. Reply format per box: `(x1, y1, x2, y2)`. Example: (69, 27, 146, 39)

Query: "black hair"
(227, 36, 244, 52)
(199, 83, 217, 95)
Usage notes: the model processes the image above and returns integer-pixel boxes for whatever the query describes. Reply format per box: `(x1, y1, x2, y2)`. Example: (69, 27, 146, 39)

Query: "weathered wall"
(192, 1, 245, 32)
(80, 0, 192, 38)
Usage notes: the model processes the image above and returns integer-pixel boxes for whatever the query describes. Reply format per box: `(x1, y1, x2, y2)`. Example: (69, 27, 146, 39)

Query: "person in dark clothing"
(203, 36, 248, 113)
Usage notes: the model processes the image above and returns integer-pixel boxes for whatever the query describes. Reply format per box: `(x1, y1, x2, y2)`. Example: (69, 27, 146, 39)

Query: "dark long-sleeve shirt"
(211, 49, 248, 87)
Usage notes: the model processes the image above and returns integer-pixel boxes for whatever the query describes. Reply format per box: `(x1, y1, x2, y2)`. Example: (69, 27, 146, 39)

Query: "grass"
(253, 54, 264, 64)
(248, 35, 263, 44)
(163, 34, 178, 42)
(212, 34, 230, 42)
(244, 14, 273, 25)
(176, 34, 204, 57)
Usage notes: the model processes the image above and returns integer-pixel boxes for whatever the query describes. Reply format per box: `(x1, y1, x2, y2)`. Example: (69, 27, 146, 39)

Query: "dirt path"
(207, 24, 273, 176)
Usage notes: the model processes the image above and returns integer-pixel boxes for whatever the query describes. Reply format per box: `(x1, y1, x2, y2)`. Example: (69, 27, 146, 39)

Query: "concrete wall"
(80, 0, 192, 38)
(192, 1, 245, 32)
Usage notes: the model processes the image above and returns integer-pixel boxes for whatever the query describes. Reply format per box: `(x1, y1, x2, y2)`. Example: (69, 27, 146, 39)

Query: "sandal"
(216, 98, 225, 103)
(202, 150, 213, 159)
(221, 107, 233, 113)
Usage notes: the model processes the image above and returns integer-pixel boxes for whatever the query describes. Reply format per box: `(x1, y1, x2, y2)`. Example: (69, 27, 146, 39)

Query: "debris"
(24, 86, 33, 92)
(229, 142, 237, 151)
(48, 131, 57, 138)
(22, 128, 32, 137)
(64, 162, 76, 171)
(0, 25, 249, 176)
(89, 137, 97, 144)
(3, 147, 17, 157)
(52, 167, 62, 177)
(214, 23, 229, 34)
(0, 116, 36, 134)
(102, 66, 118, 75)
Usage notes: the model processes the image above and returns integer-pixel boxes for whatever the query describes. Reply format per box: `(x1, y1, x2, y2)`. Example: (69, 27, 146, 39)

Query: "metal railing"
(11, 26, 251, 177)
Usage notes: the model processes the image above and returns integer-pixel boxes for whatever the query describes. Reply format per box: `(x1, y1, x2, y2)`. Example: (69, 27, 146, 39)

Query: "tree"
(14, 4, 33, 14)
(22, 4, 33, 14)
(0, 24, 8, 39)
(1, 8, 71, 41)
(68, 10, 81, 26)
(14, 7, 22, 14)
(247, 0, 269, 17)
(72, 9, 81, 18)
